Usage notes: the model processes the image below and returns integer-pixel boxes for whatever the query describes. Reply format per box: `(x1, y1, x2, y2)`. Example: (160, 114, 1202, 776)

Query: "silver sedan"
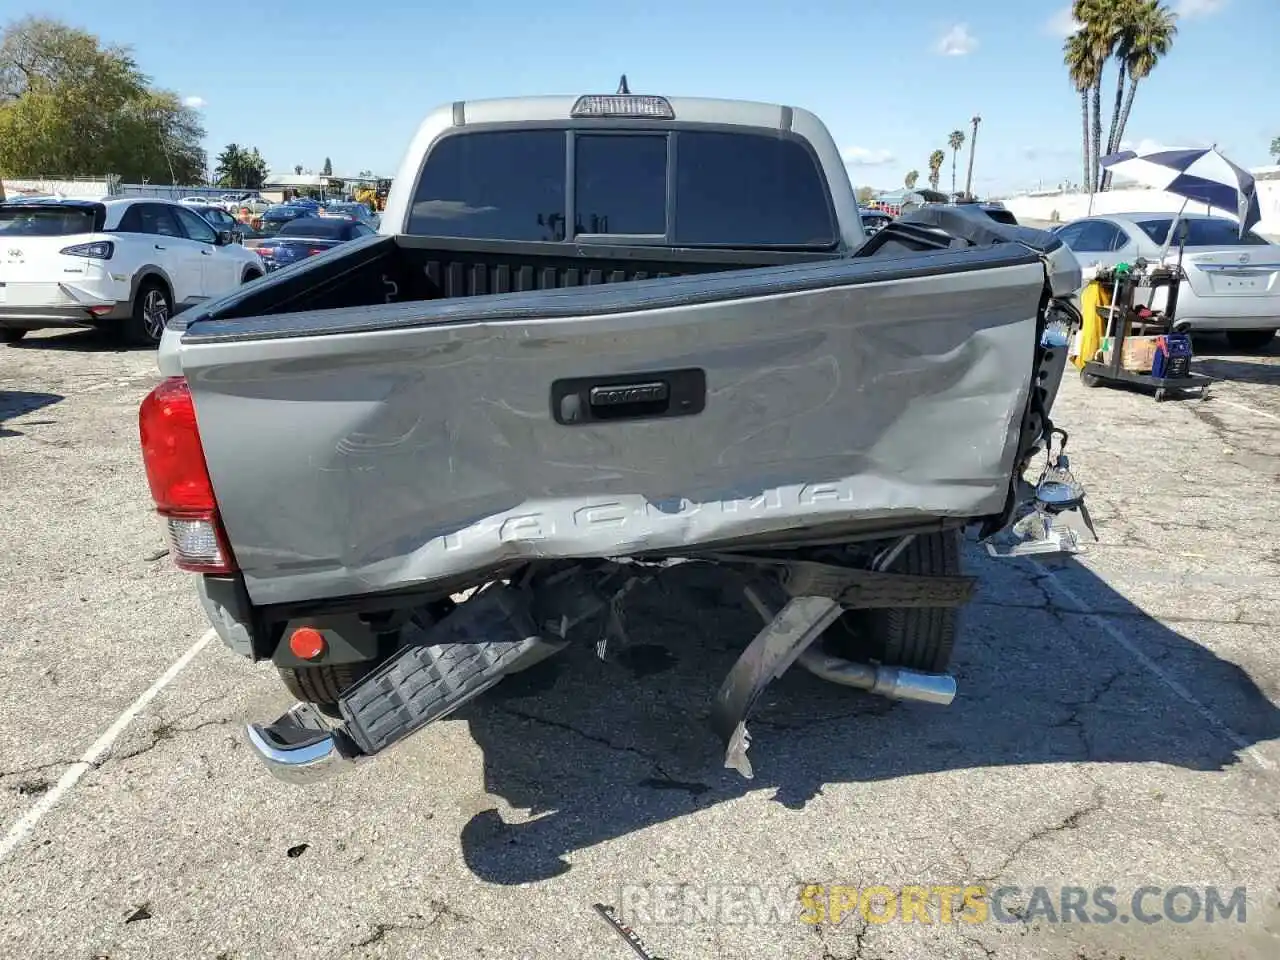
(1052, 212, 1280, 351)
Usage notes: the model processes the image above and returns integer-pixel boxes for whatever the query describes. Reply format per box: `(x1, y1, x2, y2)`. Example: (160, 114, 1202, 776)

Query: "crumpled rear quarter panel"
(181, 260, 1044, 606)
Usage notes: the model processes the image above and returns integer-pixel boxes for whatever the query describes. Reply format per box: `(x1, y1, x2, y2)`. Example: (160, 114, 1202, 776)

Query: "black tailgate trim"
(182, 242, 1041, 345)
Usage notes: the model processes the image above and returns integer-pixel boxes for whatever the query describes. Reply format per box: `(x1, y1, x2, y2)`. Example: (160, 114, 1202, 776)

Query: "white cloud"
(1046, 5, 1082, 37)
(841, 146, 896, 166)
(1119, 137, 1214, 154)
(1022, 145, 1076, 161)
(1120, 138, 1170, 154)
(936, 24, 978, 56)
(182, 95, 206, 109)
(1175, 0, 1227, 18)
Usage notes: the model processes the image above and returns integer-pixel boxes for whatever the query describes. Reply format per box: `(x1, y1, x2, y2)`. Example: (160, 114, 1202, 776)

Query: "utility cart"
(1079, 256, 1212, 402)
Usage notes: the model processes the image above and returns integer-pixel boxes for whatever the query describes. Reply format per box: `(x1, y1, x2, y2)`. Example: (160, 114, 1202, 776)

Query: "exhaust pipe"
(741, 583, 957, 706)
(795, 648, 956, 704)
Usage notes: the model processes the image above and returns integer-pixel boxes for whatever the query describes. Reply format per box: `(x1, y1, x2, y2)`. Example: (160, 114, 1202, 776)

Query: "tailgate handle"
(552, 368, 706, 426)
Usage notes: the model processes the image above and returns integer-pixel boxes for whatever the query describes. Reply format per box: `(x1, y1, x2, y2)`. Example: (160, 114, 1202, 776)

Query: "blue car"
(253, 216, 378, 272)
(257, 204, 314, 237)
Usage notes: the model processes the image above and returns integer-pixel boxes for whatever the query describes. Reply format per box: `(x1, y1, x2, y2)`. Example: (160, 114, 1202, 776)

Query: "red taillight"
(139, 377, 236, 574)
(308, 248, 327, 256)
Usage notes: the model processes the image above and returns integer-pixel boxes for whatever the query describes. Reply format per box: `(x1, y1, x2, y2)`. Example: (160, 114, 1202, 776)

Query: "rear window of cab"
(407, 127, 837, 248)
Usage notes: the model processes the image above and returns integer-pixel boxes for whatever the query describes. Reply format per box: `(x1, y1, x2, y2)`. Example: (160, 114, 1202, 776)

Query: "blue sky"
(5, 0, 1277, 195)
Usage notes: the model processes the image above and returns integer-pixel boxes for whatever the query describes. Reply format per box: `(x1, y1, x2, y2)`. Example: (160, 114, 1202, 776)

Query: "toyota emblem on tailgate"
(1238, 253, 1250, 264)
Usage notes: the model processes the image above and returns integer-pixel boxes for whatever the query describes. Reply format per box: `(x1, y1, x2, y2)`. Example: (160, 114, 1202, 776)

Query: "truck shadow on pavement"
(455, 547, 1280, 885)
(0, 389, 63, 438)
(10, 329, 139, 352)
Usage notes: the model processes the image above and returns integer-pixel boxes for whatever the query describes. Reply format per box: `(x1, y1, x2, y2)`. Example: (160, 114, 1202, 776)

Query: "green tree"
(927, 150, 945, 191)
(0, 16, 206, 182)
(947, 129, 965, 195)
(1271, 136, 1280, 161)
(322, 156, 333, 176)
(214, 143, 268, 189)
(904, 169, 919, 190)
(855, 185, 877, 205)
(294, 164, 303, 175)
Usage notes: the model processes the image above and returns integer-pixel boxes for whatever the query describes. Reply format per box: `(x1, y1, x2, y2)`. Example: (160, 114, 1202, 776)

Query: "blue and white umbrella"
(1099, 146, 1261, 236)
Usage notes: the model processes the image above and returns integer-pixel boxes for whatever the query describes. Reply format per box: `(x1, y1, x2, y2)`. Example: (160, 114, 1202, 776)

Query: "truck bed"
(166, 226, 1059, 609)
(182, 234, 841, 338)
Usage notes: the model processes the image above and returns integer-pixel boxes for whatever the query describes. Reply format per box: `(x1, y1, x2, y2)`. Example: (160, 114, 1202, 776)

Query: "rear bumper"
(0, 301, 130, 330)
(245, 703, 355, 785)
(1158, 290, 1279, 332)
(1177, 313, 1279, 332)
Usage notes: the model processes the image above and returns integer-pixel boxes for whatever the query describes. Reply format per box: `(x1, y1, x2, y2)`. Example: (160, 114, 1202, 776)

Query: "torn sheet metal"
(709, 595, 842, 779)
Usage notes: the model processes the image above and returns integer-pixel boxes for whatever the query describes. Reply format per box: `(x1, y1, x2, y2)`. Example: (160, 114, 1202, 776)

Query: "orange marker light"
(289, 627, 327, 661)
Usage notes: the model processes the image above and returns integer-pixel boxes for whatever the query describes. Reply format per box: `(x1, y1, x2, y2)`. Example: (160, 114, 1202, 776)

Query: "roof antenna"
(617, 74, 630, 95)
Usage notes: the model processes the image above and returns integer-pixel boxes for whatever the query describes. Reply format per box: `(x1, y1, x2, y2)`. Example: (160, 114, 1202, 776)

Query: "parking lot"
(1, 329, 1278, 960)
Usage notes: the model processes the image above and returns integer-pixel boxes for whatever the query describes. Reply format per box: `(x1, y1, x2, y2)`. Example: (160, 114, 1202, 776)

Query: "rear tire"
(125, 279, 172, 346)
(1224, 329, 1276, 351)
(0, 328, 28, 344)
(1080, 368, 1102, 387)
(278, 663, 373, 715)
(242, 269, 263, 284)
(822, 530, 962, 674)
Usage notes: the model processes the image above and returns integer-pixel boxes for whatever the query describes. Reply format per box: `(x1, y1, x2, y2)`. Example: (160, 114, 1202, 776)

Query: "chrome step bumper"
(245, 702, 355, 785)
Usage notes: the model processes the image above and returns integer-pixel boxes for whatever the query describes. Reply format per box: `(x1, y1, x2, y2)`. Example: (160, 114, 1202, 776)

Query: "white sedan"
(1052, 212, 1280, 351)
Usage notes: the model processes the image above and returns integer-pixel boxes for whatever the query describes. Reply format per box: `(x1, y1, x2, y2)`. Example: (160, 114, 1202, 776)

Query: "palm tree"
(1064, 31, 1098, 193)
(927, 150, 945, 191)
(1105, 1, 1178, 189)
(1098, 0, 1136, 184)
(904, 170, 919, 190)
(947, 130, 965, 195)
(963, 115, 981, 199)
(1070, 0, 1131, 191)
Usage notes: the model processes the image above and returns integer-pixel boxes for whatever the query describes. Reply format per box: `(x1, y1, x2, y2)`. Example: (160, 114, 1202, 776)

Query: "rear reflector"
(289, 627, 327, 661)
(139, 377, 237, 574)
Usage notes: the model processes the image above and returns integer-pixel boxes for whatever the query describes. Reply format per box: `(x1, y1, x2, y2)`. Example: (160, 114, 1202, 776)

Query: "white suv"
(0, 197, 266, 346)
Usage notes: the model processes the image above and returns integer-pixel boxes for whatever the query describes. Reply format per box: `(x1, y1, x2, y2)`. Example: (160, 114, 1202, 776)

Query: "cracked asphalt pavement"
(1, 328, 1278, 959)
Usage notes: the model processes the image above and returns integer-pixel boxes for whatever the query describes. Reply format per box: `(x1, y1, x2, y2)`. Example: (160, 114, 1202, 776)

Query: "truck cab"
(379, 90, 866, 251)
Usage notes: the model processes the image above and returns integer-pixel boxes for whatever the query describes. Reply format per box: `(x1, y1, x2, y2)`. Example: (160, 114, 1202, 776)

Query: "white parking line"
(0, 628, 217, 861)
(1212, 397, 1280, 422)
(1030, 561, 1276, 772)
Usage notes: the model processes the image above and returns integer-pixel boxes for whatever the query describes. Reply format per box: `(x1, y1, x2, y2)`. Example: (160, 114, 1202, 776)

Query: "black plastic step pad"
(338, 585, 559, 756)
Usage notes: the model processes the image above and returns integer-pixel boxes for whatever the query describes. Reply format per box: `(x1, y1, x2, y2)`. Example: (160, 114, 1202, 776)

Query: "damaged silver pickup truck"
(141, 85, 1091, 784)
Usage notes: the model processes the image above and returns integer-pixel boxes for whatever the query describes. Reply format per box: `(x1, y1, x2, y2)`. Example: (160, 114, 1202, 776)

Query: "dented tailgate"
(176, 247, 1046, 606)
